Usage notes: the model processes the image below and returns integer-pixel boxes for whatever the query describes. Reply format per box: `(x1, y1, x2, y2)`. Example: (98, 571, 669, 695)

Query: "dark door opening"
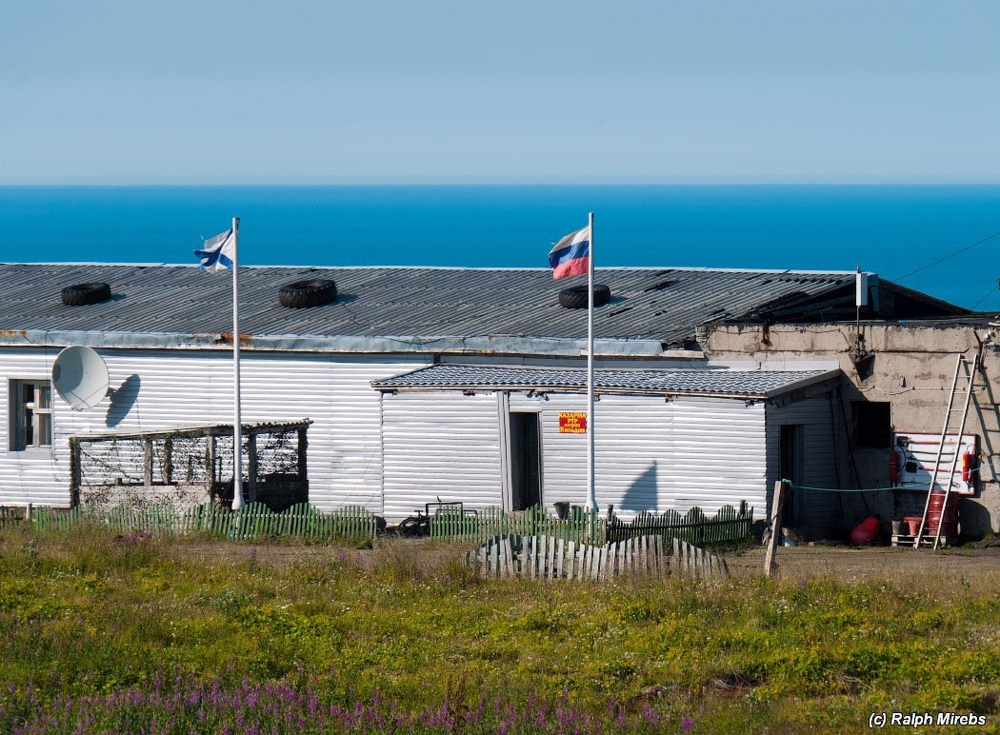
(510, 413, 541, 510)
(780, 424, 804, 527)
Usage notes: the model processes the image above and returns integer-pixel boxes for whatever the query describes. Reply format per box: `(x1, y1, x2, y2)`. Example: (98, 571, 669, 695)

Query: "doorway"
(780, 424, 804, 527)
(510, 413, 541, 510)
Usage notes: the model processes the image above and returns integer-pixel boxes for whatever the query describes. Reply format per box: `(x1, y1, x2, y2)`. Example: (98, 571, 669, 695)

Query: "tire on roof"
(279, 279, 338, 308)
(558, 284, 611, 309)
(61, 282, 112, 306)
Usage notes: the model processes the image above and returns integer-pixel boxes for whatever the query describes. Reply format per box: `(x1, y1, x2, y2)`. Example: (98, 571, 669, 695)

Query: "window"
(10, 380, 52, 450)
(852, 401, 891, 448)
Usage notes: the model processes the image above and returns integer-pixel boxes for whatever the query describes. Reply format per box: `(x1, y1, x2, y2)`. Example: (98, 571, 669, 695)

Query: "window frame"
(9, 379, 53, 451)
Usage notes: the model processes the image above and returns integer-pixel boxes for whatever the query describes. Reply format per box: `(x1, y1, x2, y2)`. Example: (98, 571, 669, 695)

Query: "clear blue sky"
(5, 1, 1000, 184)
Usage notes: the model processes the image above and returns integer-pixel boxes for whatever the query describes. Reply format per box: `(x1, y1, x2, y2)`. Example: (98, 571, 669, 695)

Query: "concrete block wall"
(707, 322, 1000, 535)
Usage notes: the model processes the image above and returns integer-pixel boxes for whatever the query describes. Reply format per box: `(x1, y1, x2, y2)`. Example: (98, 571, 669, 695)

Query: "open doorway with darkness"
(780, 424, 804, 527)
(510, 412, 541, 510)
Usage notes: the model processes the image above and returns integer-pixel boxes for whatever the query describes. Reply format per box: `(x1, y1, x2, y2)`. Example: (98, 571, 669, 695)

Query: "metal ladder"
(914, 348, 981, 549)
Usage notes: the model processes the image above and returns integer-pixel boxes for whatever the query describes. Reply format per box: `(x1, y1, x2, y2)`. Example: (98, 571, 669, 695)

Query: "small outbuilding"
(373, 363, 841, 532)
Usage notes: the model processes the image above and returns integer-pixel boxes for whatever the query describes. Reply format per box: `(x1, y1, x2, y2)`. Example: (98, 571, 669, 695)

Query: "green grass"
(1, 524, 999, 733)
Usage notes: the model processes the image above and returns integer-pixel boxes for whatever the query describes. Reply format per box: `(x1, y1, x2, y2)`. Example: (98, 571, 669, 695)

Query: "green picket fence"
(607, 503, 754, 546)
(430, 505, 602, 544)
(431, 503, 753, 546)
(0, 506, 25, 529)
(20, 502, 377, 541)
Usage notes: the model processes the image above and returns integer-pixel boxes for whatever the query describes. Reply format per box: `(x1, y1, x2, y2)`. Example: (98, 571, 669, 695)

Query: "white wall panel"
(0, 347, 426, 511)
(512, 391, 767, 520)
(1, 346, 74, 505)
(666, 397, 768, 515)
(380, 391, 502, 522)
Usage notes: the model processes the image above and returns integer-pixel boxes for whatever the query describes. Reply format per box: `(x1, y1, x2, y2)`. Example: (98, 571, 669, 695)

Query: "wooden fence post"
(764, 480, 786, 577)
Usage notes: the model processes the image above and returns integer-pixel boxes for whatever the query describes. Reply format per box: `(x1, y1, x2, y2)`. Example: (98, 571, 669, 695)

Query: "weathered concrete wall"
(706, 322, 1000, 536)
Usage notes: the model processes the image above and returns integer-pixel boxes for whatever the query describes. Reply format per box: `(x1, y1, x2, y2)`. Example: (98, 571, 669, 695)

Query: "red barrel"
(926, 491, 959, 537)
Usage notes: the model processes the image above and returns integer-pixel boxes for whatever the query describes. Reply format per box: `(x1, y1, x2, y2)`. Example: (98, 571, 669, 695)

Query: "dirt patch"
(162, 536, 476, 572)
(159, 535, 1000, 583)
(726, 543, 1000, 581)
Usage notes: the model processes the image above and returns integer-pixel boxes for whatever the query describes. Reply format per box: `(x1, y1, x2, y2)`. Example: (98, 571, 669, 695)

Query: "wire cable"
(971, 279, 1000, 311)
(892, 230, 1000, 284)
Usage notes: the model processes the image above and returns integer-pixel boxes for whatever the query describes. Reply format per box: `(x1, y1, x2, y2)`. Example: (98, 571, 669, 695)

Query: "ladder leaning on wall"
(914, 347, 982, 549)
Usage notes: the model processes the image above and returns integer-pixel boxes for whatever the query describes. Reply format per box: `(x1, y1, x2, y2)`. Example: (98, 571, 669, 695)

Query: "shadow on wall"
(105, 374, 141, 427)
(959, 498, 993, 538)
(620, 461, 658, 514)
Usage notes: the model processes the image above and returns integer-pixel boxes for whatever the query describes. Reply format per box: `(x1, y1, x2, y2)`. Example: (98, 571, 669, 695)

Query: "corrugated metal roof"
(372, 363, 839, 399)
(0, 263, 864, 353)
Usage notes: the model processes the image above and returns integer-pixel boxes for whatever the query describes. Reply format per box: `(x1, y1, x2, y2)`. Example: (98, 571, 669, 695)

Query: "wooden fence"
(606, 502, 753, 545)
(466, 534, 729, 581)
(5, 502, 378, 541)
(431, 505, 599, 543)
(432, 503, 752, 546)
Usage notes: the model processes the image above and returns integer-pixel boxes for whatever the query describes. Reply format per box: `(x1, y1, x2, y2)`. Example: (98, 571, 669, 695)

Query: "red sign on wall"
(559, 412, 587, 434)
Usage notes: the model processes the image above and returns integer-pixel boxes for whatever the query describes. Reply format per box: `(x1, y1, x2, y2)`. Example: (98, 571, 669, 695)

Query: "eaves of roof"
(372, 363, 841, 401)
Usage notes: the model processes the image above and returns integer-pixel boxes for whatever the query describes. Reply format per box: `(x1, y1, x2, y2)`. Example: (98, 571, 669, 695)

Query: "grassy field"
(1, 526, 999, 733)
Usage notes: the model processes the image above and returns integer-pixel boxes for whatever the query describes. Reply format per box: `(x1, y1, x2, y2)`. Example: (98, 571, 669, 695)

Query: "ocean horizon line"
(4, 182, 1000, 188)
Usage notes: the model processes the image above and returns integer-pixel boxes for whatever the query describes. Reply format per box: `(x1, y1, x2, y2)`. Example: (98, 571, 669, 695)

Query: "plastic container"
(850, 516, 881, 545)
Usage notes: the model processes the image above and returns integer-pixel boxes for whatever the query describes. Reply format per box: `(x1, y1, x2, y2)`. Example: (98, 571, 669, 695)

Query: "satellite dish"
(52, 346, 110, 410)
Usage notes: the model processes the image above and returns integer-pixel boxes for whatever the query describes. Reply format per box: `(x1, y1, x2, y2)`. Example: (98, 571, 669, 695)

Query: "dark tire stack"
(278, 279, 338, 308)
(558, 284, 611, 309)
(61, 282, 112, 306)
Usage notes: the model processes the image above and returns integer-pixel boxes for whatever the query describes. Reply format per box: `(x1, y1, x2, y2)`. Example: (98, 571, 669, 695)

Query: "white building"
(0, 263, 968, 534)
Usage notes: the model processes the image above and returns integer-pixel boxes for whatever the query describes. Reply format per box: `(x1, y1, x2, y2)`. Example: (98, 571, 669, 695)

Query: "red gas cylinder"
(889, 450, 900, 484)
(926, 491, 959, 538)
(962, 452, 975, 483)
(850, 516, 881, 546)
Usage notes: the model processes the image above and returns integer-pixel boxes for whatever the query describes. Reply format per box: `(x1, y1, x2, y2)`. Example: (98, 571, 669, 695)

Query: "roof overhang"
(373, 363, 841, 402)
(0, 329, 696, 359)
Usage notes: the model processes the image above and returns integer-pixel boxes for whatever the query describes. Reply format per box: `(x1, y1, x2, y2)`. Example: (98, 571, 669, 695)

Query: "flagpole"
(231, 216, 244, 510)
(586, 211, 597, 515)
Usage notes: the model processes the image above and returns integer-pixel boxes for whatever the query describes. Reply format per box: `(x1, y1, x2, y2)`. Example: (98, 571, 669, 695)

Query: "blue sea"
(3, 185, 1000, 311)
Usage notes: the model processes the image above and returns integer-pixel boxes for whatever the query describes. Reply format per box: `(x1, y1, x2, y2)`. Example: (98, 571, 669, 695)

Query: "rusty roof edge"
(0, 329, 682, 358)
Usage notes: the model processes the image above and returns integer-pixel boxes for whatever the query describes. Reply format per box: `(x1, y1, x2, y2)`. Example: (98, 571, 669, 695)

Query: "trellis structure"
(69, 420, 311, 513)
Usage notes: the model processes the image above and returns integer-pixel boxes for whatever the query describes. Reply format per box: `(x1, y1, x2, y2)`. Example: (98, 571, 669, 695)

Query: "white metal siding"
(667, 397, 768, 514)
(1, 347, 76, 506)
(766, 394, 838, 535)
(511, 391, 588, 513)
(0, 347, 426, 510)
(511, 391, 767, 520)
(380, 391, 503, 522)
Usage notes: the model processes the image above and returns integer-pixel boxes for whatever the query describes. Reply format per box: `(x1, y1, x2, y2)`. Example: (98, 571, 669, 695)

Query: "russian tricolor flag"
(548, 225, 591, 279)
